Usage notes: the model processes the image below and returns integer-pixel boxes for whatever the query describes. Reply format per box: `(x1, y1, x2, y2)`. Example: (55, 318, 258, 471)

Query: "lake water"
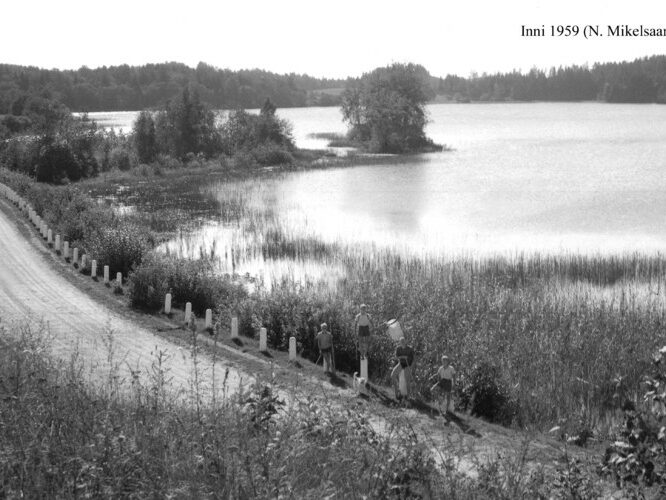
(90, 103, 666, 278)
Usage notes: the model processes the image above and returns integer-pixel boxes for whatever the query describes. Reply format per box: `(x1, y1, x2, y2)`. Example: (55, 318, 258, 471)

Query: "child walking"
(315, 323, 335, 375)
(430, 355, 455, 416)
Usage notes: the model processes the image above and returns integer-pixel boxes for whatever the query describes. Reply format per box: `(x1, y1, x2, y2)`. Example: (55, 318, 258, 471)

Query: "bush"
(458, 361, 517, 425)
(0, 137, 40, 175)
(35, 141, 81, 183)
(128, 255, 248, 314)
(85, 224, 149, 277)
(220, 101, 295, 160)
(602, 346, 666, 489)
(252, 142, 294, 166)
(127, 254, 169, 311)
(109, 146, 134, 171)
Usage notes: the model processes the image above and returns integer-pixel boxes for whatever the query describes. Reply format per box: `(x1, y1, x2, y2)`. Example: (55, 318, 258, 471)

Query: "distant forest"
(0, 62, 346, 112)
(1, 55, 665, 113)
(437, 55, 666, 103)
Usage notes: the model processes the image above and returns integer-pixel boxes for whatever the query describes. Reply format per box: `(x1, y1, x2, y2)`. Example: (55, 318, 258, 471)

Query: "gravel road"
(0, 201, 252, 399)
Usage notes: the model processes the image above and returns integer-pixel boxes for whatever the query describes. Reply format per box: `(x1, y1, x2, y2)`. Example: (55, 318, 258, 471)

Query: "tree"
(341, 63, 440, 153)
(220, 100, 294, 156)
(154, 87, 220, 159)
(132, 111, 157, 163)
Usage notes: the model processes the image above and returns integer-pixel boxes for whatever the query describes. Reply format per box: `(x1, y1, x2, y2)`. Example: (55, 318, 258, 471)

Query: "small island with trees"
(340, 63, 443, 154)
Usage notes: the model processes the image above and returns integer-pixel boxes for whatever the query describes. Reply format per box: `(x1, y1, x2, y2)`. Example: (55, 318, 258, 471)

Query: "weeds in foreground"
(3, 318, 631, 498)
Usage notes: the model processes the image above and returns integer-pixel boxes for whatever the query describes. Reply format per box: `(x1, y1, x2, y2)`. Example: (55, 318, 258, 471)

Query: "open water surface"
(89, 103, 666, 280)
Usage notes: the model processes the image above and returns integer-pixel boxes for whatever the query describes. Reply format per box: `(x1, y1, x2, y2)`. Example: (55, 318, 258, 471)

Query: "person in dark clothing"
(315, 323, 335, 375)
(391, 337, 415, 398)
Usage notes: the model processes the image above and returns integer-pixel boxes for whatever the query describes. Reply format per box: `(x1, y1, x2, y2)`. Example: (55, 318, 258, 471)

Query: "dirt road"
(0, 199, 251, 398)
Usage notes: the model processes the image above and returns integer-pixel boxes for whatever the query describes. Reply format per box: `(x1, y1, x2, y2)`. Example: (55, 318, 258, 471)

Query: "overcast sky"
(3, 0, 665, 78)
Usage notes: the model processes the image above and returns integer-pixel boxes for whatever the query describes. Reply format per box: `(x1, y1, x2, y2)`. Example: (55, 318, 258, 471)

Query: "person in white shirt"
(430, 355, 455, 415)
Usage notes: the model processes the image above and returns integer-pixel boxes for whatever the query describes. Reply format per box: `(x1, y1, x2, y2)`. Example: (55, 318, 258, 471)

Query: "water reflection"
(90, 103, 666, 282)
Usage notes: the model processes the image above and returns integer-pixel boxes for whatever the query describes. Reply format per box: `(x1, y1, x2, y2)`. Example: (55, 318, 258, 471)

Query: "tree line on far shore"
(436, 55, 666, 103)
(1, 55, 666, 117)
(0, 62, 345, 113)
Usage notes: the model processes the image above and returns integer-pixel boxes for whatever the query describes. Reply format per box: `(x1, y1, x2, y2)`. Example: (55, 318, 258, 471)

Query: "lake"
(89, 103, 666, 279)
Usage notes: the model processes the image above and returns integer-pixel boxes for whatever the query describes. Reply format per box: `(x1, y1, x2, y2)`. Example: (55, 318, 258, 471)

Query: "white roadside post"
(231, 316, 239, 339)
(116, 272, 122, 287)
(361, 358, 369, 380)
(81, 254, 87, 270)
(164, 293, 172, 314)
(259, 327, 267, 352)
(91, 259, 97, 278)
(47, 229, 53, 245)
(205, 309, 213, 330)
(289, 336, 297, 361)
(55, 235, 61, 253)
(184, 302, 192, 324)
(399, 372, 408, 396)
(63, 241, 69, 259)
(103, 265, 109, 284)
(72, 248, 79, 265)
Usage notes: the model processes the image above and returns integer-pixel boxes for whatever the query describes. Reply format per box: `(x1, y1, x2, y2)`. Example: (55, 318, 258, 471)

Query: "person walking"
(315, 323, 335, 375)
(430, 355, 456, 416)
(391, 337, 415, 399)
(354, 304, 373, 359)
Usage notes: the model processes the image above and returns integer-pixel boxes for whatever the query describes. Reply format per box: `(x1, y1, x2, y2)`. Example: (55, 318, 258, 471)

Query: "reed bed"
(180, 181, 666, 429)
(5, 166, 665, 432)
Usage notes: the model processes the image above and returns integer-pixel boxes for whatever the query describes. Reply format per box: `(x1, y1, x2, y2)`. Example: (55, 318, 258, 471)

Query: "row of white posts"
(0, 182, 123, 289)
(1, 182, 366, 383)
(163, 293, 277, 354)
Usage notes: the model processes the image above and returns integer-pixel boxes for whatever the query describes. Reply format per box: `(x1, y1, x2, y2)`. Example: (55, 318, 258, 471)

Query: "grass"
(1, 319, 598, 499)
(141, 173, 666, 431)
(3, 161, 665, 436)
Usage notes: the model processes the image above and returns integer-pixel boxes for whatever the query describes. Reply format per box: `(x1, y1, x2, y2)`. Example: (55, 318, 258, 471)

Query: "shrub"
(252, 142, 294, 166)
(602, 346, 666, 489)
(458, 361, 517, 425)
(35, 141, 81, 183)
(220, 101, 295, 159)
(127, 254, 169, 311)
(109, 146, 133, 171)
(0, 136, 39, 175)
(128, 255, 248, 314)
(85, 224, 149, 277)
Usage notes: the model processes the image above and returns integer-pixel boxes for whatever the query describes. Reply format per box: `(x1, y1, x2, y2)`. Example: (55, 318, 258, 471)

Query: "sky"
(3, 0, 666, 79)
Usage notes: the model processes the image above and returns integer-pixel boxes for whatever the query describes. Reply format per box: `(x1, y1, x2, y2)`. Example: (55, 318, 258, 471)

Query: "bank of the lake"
(5, 101, 666, 434)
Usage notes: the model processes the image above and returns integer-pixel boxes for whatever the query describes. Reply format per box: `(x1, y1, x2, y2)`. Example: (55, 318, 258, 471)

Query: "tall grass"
(235, 236, 666, 428)
(4, 165, 665, 431)
(173, 180, 666, 428)
(0, 319, 574, 498)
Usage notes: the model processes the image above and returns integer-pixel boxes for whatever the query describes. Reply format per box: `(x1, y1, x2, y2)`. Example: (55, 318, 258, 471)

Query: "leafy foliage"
(85, 225, 149, 277)
(458, 361, 517, 425)
(601, 346, 666, 492)
(0, 324, 444, 498)
(154, 87, 220, 159)
(220, 99, 295, 165)
(132, 110, 157, 163)
(0, 62, 346, 113)
(341, 63, 441, 153)
(128, 254, 248, 315)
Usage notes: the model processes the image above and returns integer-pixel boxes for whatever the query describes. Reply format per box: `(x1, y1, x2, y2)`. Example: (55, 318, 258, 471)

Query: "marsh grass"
(4, 165, 666, 433)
